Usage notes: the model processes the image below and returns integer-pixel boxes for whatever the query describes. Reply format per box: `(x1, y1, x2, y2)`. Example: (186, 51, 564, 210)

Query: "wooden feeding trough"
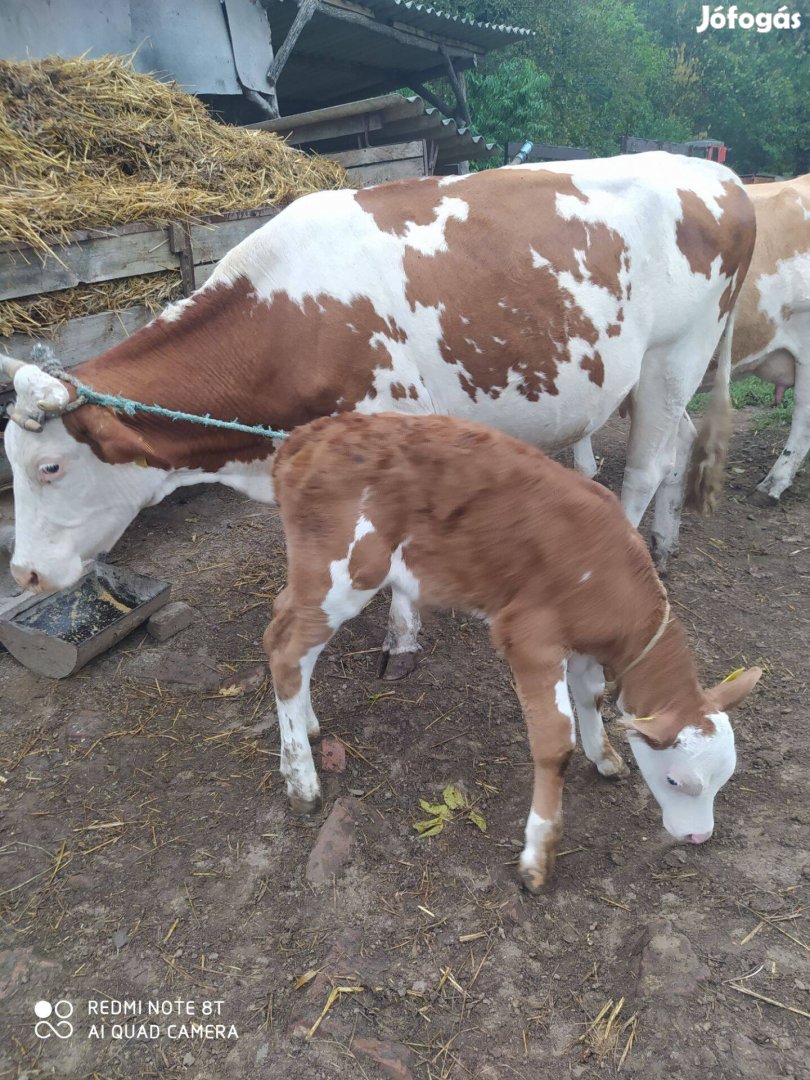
(0, 562, 170, 678)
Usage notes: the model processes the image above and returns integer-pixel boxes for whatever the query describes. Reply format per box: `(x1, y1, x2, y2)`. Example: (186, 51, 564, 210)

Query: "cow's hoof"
(379, 650, 419, 681)
(749, 487, 779, 508)
(518, 863, 548, 895)
(288, 792, 322, 817)
(650, 536, 673, 576)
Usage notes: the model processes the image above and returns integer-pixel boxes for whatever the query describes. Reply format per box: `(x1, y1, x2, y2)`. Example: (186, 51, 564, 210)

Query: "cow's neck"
(63, 278, 292, 477)
(615, 612, 708, 731)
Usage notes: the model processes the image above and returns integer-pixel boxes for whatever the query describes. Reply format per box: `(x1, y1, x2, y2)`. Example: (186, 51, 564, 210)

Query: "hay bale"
(0, 54, 348, 255)
(0, 55, 349, 340)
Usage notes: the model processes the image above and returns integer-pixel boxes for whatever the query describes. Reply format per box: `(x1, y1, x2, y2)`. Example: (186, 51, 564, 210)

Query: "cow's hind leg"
(264, 601, 333, 815)
(756, 354, 809, 500)
(378, 589, 422, 680)
(491, 605, 575, 893)
(649, 413, 697, 572)
(567, 653, 628, 778)
(265, 526, 388, 813)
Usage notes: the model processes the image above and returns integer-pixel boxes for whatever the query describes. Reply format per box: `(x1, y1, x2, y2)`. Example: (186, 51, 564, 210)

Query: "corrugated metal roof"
(352, 0, 532, 49)
(261, 0, 531, 111)
(252, 93, 499, 165)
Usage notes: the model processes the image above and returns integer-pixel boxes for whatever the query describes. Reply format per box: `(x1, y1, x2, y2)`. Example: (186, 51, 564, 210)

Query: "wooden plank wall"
(331, 141, 427, 186)
(0, 207, 279, 305)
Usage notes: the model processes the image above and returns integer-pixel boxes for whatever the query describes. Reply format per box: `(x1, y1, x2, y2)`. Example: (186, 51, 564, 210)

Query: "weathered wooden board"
(331, 141, 423, 167)
(345, 158, 426, 185)
(0, 207, 279, 303)
(0, 228, 174, 302)
(1, 306, 153, 370)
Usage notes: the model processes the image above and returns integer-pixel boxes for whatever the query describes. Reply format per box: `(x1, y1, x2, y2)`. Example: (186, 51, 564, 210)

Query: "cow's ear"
(706, 667, 762, 712)
(65, 408, 167, 468)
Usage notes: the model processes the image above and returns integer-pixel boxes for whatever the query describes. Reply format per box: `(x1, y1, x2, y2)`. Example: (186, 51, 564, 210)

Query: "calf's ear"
(706, 667, 762, 712)
(621, 712, 681, 749)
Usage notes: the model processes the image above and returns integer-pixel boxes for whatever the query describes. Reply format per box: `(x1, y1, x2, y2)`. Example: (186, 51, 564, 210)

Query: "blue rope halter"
(59, 371, 289, 440)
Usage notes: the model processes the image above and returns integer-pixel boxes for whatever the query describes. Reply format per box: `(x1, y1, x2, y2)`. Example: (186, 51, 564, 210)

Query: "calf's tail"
(686, 310, 735, 515)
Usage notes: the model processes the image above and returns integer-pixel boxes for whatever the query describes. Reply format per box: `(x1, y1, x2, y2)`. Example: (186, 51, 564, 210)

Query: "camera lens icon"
(34, 999, 74, 1038)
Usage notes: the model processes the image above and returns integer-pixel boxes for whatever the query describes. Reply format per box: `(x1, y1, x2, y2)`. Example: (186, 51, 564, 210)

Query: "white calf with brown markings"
(266, 413, 762, 891)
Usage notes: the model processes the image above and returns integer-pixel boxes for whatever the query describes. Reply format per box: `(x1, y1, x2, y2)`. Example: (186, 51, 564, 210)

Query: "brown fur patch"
(732, 175, 810, 366)
(63, 278, 404, 471)
(355, 176, 445, 237)
(363, 169, 631, 402)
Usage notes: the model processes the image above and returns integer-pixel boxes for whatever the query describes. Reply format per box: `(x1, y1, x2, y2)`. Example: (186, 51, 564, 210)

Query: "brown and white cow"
(732, 174, 810, 500)
(574, 173, 810, 505)
(3, 153, 753, 677)
(266, 412, 762, 890)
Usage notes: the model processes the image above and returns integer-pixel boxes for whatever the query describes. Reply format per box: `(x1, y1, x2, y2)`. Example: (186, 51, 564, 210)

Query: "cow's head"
(2, 356, 170, 593)
(623, 667, 762, 843)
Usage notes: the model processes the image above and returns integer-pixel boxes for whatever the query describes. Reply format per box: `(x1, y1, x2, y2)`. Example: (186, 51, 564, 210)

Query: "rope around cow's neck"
(52, 367, 289, 440)
(612, 598, 672, 687)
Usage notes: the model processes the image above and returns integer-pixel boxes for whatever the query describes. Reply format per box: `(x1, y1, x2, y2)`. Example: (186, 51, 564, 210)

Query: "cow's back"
(212, 153, 752, 450)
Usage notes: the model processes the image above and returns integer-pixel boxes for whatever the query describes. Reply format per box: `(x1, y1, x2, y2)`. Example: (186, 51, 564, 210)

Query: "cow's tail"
(686, 311, 735, 515)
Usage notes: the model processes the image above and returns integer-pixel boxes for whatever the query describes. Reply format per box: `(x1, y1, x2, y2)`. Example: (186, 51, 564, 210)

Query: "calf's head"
(3, 358, 168, 593)
(623, 667, 762, 843)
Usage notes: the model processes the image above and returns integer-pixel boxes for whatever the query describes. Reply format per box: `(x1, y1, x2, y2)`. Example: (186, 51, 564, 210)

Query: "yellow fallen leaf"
(419, 799, 452, 819)
(414, 818, 445, 838)
(468, 810, 487, 832)
(443, 784, 466, 810)
(294, 969, 320, 990)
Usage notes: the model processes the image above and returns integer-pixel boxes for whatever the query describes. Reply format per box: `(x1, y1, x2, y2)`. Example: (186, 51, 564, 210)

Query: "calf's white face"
(629, 715, 736, 843)
(6, 419, 167, 593)
(623, 668, 761, 844)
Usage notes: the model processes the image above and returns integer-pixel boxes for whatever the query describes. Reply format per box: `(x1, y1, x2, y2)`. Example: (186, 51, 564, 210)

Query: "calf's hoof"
(378, 649, 419, 681)
(288, 791, 323, 817)
(518, 862, 549, 895)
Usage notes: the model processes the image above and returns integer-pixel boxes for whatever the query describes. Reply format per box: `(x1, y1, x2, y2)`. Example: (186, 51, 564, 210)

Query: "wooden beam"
(440, 46, 471, 127)
(409, 82, 456, 122)
(274, 112, 383, 145)
(267, 0, 318, 86)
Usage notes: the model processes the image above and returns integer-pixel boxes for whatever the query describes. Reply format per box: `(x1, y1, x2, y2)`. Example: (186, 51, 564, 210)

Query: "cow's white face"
(629, 714, 736, 843)
(5, 418, 169, 593)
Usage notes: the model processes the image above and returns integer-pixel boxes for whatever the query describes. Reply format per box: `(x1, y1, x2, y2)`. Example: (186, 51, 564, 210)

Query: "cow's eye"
(38, 462, 62, 480)
(666, 776, 680, 787)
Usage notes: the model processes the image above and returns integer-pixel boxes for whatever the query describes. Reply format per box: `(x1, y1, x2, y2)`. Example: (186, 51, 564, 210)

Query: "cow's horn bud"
(0, 353, 27, 379)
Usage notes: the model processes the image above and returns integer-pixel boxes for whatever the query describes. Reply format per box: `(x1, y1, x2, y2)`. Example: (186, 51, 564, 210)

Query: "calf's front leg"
(491, 609, 575, 893)
(567, 652, 629, 778)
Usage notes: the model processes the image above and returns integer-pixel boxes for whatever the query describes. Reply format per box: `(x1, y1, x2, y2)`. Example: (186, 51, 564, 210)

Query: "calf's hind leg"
(491, 606, 575, 893)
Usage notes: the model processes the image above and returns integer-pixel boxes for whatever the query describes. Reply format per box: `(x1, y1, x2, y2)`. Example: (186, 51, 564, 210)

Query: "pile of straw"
(0, 54, 348, 337)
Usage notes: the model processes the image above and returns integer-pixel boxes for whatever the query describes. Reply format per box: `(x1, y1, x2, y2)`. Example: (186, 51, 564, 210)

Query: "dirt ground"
(0, 408, 808, 1080)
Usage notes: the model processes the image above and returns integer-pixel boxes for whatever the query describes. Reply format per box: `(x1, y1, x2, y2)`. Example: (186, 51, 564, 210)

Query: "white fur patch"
(520, 810, 556, 873)
(322, 515, 378, 629)
(555, 660, 576, 744)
